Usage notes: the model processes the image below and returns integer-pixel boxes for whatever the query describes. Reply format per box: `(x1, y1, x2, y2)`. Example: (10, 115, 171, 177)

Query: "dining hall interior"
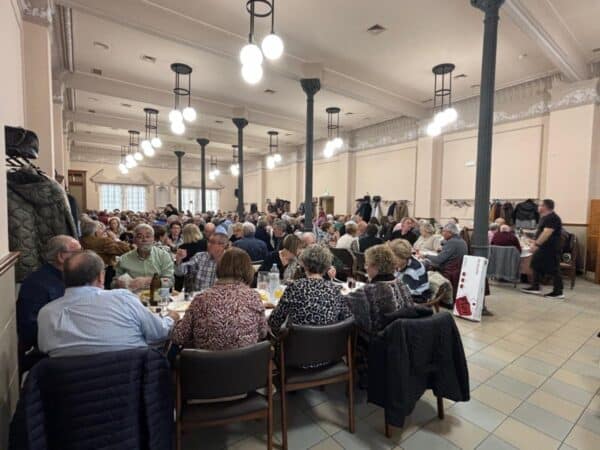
(1, 0, 600, 449)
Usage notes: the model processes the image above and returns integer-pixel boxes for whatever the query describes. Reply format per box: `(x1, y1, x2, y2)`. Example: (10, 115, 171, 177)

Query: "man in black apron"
(521, 199, 564, 298)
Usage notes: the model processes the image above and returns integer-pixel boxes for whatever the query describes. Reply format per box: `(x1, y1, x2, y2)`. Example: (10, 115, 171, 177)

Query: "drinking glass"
(257, 271, 269, 292)
(347, 277, 356, 290)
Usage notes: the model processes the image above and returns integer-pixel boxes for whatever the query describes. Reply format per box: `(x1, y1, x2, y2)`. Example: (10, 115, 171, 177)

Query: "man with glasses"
(175, 232, 229, 292)
(17, 235, 82, 373)
(113, 224, 174, 290)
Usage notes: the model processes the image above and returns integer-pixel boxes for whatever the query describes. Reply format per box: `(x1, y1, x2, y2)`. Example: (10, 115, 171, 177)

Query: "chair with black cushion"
(354, 252, 368, 282)
(175, 341, 274, 450)
(277, 317, 356, 450)
(559, 233, 577, 289)
(330, 248, 357, 280)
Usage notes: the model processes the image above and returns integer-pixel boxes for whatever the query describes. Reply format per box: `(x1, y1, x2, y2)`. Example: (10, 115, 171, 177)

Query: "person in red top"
(491, 224, 521, 252)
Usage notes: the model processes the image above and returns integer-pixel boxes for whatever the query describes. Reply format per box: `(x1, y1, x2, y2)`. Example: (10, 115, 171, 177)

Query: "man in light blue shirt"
(38, 250, 179, 357)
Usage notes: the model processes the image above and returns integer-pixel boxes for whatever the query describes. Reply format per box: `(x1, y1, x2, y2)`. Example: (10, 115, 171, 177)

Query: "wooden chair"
(423, 288, 444, 313)
(175, 341, 274, 450)
(353, 252, 368, 282)
(330, 248, 357, 280)
(560, 233, 577, 289)
(277, 317, 356, 450)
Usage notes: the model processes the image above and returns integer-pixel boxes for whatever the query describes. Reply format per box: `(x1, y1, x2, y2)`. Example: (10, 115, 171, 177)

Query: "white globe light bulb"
(141, 140, 153, 154)
(266, 156, 275, 169)
(426, 122, 442, 137)
(333, 137, 343, 149)
(241, 63, 263, 84)
(240, 43, 263, 66)
(209, 172, 215, 181)
(151, 137, 162, 148)
(434, 111, 448, 127)
(169, 109, 183, 124)
(261, 33, 284, 60)
(118, 163, 128, 174)
(130, 158, 138, 168)
(273, 153, 282, 163)
(171, 120, 185, 135)
(125, 154, 134, 163)
(143, 146, 155, 157)
(214, 168, 220, 177)
(444, 107, 458, 124)
(134, 151, 143, 161)
(182, 106, 197, 122)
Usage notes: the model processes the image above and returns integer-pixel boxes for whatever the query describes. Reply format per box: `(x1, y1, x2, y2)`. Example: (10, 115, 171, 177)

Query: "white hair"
(242, 221, 256, 237)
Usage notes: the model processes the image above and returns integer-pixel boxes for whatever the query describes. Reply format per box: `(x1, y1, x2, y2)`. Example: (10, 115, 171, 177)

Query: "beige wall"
(69, 160, 238, 212)
(0, 0, 24, 445)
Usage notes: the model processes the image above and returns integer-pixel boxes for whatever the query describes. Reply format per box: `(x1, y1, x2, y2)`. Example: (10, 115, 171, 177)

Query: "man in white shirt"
(336, 222, 359, 250)
(38, 250, 179, 357)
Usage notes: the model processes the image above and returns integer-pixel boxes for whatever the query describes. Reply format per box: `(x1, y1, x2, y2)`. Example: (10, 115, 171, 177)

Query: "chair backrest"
(281, 317, 355, 368)
(487, 245, 521, 281)
(330, 248, 356, 271)
(177, 341, 272, 402)
(355, 252, 366, 272)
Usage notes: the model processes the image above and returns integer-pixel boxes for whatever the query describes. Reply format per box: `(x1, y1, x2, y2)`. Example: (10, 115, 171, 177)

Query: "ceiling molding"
(504, 0, 589, 81)
(57, 0, 425, 119)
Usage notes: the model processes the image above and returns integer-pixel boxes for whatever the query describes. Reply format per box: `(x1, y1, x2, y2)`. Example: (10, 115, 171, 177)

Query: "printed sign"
(453, 255, 488, 322)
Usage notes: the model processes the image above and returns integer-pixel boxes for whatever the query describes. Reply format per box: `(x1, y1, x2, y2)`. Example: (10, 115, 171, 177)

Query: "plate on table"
(168, 301, 191, 313)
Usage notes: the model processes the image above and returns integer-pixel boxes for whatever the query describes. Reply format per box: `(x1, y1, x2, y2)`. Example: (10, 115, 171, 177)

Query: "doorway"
(68, 170, 87, 211)
(319, 196, 335, 215)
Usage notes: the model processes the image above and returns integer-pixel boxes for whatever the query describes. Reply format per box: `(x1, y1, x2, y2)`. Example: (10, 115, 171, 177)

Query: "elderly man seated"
(233, 222, 268, 262)
(175, 231, 229, 292)
(38, 251, 178, 357)
(491, 224, 522, 252)
(113, 224, 174, 290)
(424, 222, 468, 297)
(17, 235, 81, 371)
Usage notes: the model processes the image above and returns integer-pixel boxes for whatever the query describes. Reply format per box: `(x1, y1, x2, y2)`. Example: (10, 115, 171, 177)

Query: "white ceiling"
(55, 0, 600, 161)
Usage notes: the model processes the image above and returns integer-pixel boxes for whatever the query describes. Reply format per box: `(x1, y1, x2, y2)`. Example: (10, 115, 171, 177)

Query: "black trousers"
(532, 269, 563, 293)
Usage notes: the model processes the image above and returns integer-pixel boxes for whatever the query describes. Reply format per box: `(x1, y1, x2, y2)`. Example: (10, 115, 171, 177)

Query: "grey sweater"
(426, 235, 468, 269)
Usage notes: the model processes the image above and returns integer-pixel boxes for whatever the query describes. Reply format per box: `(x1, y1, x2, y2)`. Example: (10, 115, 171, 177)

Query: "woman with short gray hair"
(268, 244, 350, 337)
(413, 222, 442, 253)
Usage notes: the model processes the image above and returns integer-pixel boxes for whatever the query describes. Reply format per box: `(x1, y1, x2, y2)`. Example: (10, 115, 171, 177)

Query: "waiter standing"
(521, 199, 564, 299)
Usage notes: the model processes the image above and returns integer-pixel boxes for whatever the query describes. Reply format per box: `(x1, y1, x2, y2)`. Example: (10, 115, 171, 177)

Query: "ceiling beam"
(63, 71, 306, 135)
(57, 0, 426, 119)
(504, 0, 589, 82)
(64, 110, 296, 154)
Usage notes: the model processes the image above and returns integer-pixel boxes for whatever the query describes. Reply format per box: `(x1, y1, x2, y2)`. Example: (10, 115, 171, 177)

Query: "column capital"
(174, 150, 185, 158)
(232, 118, 249, 129)
(301, 78, 321, 97)
(471, 0, 505, 15)
(196, 138, 210, 147)
(20, 0, 53, 26)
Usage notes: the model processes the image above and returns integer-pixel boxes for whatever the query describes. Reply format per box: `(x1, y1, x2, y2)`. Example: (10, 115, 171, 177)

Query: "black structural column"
(232, 118, 248, 218)
(471, 0, 504, 258)
(300, 78, 321, 231)
(196, 138, 209, 213)
(174, 150, 185, 212)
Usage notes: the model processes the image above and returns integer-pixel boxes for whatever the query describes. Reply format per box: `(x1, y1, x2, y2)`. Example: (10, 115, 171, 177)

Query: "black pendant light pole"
(196, 138, 209, 213)
(300, 78, 321, 231)
(471, 0, 504, 258)
(174, 150, 185, 212)
(232, 118, 248, 218)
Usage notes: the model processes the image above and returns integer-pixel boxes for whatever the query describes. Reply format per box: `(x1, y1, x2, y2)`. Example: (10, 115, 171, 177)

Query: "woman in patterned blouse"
(171, 248, 267, 351)
(269, 244, 351, 336)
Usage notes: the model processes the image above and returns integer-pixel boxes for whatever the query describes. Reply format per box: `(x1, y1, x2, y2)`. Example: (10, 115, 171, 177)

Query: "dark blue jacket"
(17, 263, 64, 351)
(10, 348, 173, 450)
(255, 228, 273, 252)
(234, 235, 269, 262)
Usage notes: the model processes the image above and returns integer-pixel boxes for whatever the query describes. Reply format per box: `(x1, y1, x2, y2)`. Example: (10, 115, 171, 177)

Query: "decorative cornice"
(19, 0, 53, 25)
(549, 78, 600, 111)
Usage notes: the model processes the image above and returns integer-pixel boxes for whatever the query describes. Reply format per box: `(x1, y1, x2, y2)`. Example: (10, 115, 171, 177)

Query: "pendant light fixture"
(118, 145, 129, 174)
(230, 144, 240, 177)
(128, 130, 143, 161)
(426, 63, 458, 137)
(208, 156, 220, 181)
(141, 108, 160, 157)
(266, 130, 281, 169)
(124, 144, 137, 169)
(240, 0, 284, 84)
(323, 107, 343, 158)
(169, 63, 196, 134)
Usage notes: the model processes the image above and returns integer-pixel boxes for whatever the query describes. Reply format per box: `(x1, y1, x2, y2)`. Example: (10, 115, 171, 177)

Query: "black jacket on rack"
(513, 199, 539, 223)
(356, 197, 372, 222)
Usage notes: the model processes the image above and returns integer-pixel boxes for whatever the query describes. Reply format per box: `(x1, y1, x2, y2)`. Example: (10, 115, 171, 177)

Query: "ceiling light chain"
(266, 130, 281, 169)
(141, 108, 161, 157)
(230, 144, 240, 177)
(323, 107, 343, 158)
(128, 130, 143, 163)
(240, 0, 284, 85)
(208, 156, 220, 181)
(169, 63, 197, 135)
(118, 145, 129, 174)
(426, 63, 458, 137)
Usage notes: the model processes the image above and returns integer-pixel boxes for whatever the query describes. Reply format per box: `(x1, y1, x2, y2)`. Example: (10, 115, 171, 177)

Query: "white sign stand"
(453, 255, 488, 322)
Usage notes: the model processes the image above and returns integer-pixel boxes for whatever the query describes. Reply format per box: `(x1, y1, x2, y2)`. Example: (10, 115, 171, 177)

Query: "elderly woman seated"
(259, 234, 303, 282)
(413, 222, 442, 253)
(346, 244, 414, 334)
(171, 248, 267, 350)
(268, 244, 351, 336)
(389, 239, 431, 303)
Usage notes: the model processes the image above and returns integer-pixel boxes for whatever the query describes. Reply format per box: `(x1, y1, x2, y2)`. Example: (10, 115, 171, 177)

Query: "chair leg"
(280, 389, 288, 450)
(348, 377, 355, 433)
(267, 405, 273, 450)
(384, 422, 391, 438)
(437, 396, 444, 419)
(176, 420, 182, 450)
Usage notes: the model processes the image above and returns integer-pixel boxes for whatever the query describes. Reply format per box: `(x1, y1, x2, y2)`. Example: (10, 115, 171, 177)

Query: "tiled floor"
(183, 279, 600, 449)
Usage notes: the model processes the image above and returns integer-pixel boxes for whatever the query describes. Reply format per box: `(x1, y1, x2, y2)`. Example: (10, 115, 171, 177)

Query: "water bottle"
(268, 264, 280, 301)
